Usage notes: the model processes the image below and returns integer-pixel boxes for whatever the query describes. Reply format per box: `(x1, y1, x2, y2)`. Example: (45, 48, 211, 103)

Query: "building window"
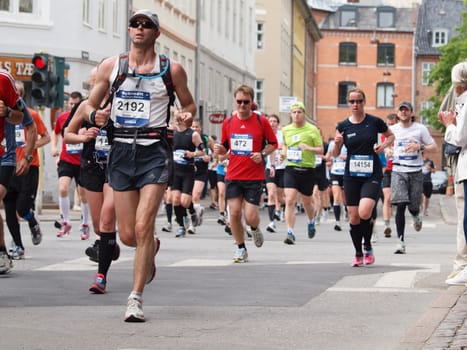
(239, 0, 244, 47)
(422, 62, 435, 86)
(420, 101, 434, 124)
(112, 0, 119, 35)
(255, 80, 264, 111)
(377, 7, 395, 28)
(257, 22, 264, 49)
(0, 0, 34, 14)
(432, 29, 448, 47)
(82, 0, 90, 25)
(338, 82, 357, 106)
(376, 83, 394, 108)
(0, 0, 8, 11)
(98, 0, 105, 30)
(339, 6, 357, 27)
(19, 0, 32, 13)
(339, 42, 357, 65)
(225, 1, 230, 38)
(217, 0, 222, 33)
(377, 43, 395, 66)
(0, 0, 32, 12)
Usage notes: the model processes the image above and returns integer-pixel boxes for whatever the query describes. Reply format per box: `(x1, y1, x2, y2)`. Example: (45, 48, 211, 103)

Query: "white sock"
(81, 202, 89, 225)
(59, 196, 70, 223)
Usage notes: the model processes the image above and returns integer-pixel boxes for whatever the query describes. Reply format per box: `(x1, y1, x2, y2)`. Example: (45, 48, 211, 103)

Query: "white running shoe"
(233, 247, 248, 263)
(9, 246, 25, 260)
(266, 222, 276, 233)
(195, 206, 204, 226)
(394, 241, 406, 254)
(446, 268, 467, 285)
(187, 225, 196, 234)
(162, 223, 172, 232)
(250, 227, 264, 247)
(0, 251, 12, 274)
(124, 297, 145, 322)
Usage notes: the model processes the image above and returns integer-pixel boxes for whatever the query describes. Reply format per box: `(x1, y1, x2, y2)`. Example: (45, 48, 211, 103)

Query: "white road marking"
(35, 257, 133, 271)
(169, 259, 233, 267)
(327, 287, 429, 293)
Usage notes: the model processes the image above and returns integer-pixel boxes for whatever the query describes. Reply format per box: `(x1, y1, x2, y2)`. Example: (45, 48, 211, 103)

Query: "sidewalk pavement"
(417, 194, 467, 350)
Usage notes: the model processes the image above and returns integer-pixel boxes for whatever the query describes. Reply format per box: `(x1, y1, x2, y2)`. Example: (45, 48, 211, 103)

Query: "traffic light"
(31, 53, 49, 107)
(48, 67, 59, 108)
(52, 56, 70, 109)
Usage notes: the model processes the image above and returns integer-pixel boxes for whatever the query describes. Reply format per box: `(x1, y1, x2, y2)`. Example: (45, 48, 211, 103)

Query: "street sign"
(209, 113, 225, 124)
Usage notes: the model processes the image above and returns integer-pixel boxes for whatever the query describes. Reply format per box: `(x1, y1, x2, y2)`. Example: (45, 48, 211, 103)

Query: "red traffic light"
(32, 54, 48, 70)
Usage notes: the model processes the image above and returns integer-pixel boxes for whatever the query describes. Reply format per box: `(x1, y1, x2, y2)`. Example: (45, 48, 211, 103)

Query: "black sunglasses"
(129, 20, 156, 29)
(348, 99, 364, 104)
(236, 100, 250, 105)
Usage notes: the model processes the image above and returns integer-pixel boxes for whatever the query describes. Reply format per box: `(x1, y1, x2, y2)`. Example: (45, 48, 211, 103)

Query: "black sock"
(174, 205, 186, 227)
(361, 219, 372, 251)
(98, 232, 117, 277)
(267, 205, 275, 221)
(165, 203, 173, 223)
(395, 204, 406, 240)
(333, 205, 341, 221)
(238, 243, 246, 249)
(350, 223, 363, 256)
(188, 202, 195, 215)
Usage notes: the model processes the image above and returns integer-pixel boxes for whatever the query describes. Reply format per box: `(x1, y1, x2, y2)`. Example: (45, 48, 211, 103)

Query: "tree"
(424, 3, 467, 130)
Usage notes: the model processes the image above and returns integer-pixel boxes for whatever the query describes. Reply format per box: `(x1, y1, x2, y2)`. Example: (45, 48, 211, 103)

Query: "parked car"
(431, 170, 448, 194)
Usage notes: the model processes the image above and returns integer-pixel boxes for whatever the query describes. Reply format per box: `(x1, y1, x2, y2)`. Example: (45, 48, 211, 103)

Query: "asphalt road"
(0, 194, 457, 350)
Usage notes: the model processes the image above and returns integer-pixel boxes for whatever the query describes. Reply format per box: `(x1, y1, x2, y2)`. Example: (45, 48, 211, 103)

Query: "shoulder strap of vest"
(101, 53, 175, 125)
(100, 53, 129, 109)
(159, 54, 175, 125)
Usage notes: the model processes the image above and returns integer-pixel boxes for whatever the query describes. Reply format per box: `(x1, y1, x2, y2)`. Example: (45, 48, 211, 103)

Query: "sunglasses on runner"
(348, 99, 364, 104)
(236, 100, 251, 105)
(129, 20, 156, 29)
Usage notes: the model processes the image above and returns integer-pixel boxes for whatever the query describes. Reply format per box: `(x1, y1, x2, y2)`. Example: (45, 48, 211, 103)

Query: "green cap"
(290, 101, 305, 112)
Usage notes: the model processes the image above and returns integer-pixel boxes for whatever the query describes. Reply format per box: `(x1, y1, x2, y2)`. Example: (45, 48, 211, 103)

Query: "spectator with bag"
(439, 61, 467, 285)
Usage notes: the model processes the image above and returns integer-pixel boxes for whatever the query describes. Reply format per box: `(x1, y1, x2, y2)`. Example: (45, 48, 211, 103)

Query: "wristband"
(89, 110, 97, 124)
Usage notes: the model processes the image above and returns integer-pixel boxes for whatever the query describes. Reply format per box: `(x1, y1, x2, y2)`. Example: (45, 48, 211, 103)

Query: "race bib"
(95, 130, 110, 158)
(332, 158, 345, 175)
(113, 90, 150, 127)
(395, 140, 418, 161)
(349, 155, 373, 177)
(15, 125, 25, 147)
(231, 133, 253, 156)
(315, 156, 322, 166)
(173, 149, 190, 165)
(287, 146, 302, 163)
(65, 143, 83, 154)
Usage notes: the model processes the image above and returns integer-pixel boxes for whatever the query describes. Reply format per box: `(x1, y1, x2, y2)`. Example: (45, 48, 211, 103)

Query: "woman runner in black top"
(333, 88, 394, 267)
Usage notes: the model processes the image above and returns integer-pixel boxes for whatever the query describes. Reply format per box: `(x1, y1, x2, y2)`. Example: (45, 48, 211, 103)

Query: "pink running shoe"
(352, 256, 364, 267)
(364, 250, 375, 265)
(57, 222, 72, 237)
(146, 237, 161, 284)
(80, 224, 90, 240)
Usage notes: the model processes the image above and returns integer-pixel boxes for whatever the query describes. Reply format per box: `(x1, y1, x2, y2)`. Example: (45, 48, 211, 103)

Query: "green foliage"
(424, 6, 467, 131)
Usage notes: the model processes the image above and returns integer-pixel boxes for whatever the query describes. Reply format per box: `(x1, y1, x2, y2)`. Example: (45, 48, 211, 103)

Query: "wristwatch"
(25, 155, 33, 163)
(261, 151, 267, 159)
